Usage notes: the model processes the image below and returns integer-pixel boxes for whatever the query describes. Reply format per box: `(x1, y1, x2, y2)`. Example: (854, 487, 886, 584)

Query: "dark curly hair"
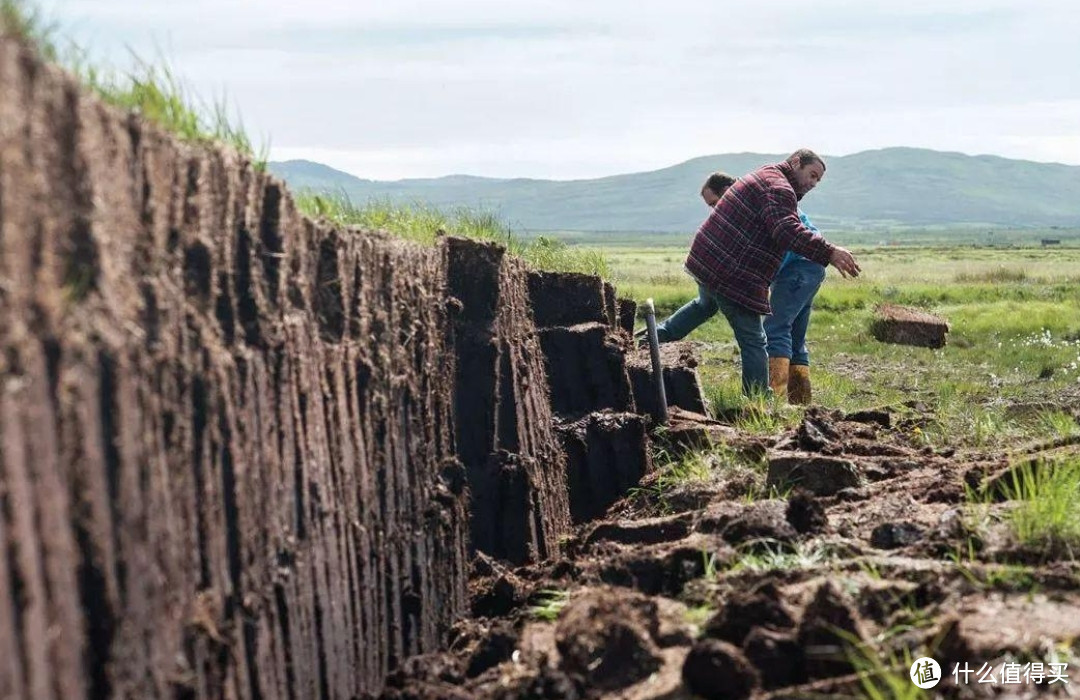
(702, 171, 736, 194)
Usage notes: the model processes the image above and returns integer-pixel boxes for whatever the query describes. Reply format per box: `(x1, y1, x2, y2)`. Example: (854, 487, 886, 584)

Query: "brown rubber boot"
(769, 357, 790, 400)
(788, 364, 812, 405)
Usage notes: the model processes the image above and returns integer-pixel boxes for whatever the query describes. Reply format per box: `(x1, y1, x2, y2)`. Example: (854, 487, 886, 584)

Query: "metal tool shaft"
(643, 298, 668, 424)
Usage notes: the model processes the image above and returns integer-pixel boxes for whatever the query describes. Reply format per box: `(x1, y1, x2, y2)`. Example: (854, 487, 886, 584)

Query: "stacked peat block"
(446, 239, 572, 565)
(626, 341, 709, 417)
(528, 271, 652, 524)
(870, 304, 950, 349)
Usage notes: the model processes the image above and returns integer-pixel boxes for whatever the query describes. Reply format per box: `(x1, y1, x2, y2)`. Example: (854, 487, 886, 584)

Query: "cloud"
(36, 0, 1080, 178)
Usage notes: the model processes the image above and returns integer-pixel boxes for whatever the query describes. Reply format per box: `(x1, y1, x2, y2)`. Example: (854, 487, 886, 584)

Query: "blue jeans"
(764, 257, 826, 366)
(657, 284, 769, 396)
(656, 284, 718, 342)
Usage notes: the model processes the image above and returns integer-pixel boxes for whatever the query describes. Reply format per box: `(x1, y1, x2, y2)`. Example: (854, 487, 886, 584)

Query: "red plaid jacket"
(685, 161, 835, 314)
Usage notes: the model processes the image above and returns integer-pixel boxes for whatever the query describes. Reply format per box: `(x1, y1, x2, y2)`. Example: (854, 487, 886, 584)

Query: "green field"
(527, 227, 1080, 249)
(603, 243, 1080, 449)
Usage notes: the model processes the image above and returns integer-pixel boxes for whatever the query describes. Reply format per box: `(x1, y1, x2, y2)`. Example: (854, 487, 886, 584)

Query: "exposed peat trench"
(384, 394, 1080, 700)
(4, 31, 1080, 700)
(0, 31, 670, 699)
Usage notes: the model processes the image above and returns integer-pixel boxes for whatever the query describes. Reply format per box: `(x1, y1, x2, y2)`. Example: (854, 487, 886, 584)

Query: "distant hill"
(268, 148, 1080, 232)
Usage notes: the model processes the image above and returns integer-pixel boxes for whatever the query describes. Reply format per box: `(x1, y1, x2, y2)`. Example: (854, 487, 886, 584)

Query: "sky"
(35, 0, 1080, 181)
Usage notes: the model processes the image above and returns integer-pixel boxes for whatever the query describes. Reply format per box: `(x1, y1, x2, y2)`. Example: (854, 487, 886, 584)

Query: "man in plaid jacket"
(657, 149, 861, 396)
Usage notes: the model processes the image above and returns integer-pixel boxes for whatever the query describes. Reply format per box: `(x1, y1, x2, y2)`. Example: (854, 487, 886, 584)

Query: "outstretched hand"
(829, 247, 861, 278)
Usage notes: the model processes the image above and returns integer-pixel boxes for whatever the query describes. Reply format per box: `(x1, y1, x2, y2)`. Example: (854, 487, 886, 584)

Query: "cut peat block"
(869, 304, 950, 349)
(527, 270, 610, 328)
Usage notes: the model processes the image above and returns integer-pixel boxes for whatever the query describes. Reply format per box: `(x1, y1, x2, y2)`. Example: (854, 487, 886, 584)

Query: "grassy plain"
(604, 242, 1080, 450)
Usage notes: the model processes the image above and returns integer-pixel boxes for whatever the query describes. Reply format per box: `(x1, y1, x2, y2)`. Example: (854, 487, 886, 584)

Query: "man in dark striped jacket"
(658, 149, 861, 396)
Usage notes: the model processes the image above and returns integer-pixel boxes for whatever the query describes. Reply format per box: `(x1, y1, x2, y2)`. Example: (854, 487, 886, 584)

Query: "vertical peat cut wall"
(528, 272, 654, 525)
(446, 239, 571, 565)
(0, 35, 468, 699)
(0, 29, 683, 699)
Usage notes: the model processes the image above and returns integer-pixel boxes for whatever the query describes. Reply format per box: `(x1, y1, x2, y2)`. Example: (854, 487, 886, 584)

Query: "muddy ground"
(377, 399, 1080, 699)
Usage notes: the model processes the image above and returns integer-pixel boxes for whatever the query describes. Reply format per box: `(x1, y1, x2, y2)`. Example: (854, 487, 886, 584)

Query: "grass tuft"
(1, 0, 58, 58)
(847, 641, 928, 700)
(728, 540, 833, 574)
(72, 52, 267, 167)
(1000, 458, 1080, 557)
(1036, 409, 1080, 439)
(683, 603, 714, 633)
(530, 589, 571, 622)
(2, 0, 265, 165)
